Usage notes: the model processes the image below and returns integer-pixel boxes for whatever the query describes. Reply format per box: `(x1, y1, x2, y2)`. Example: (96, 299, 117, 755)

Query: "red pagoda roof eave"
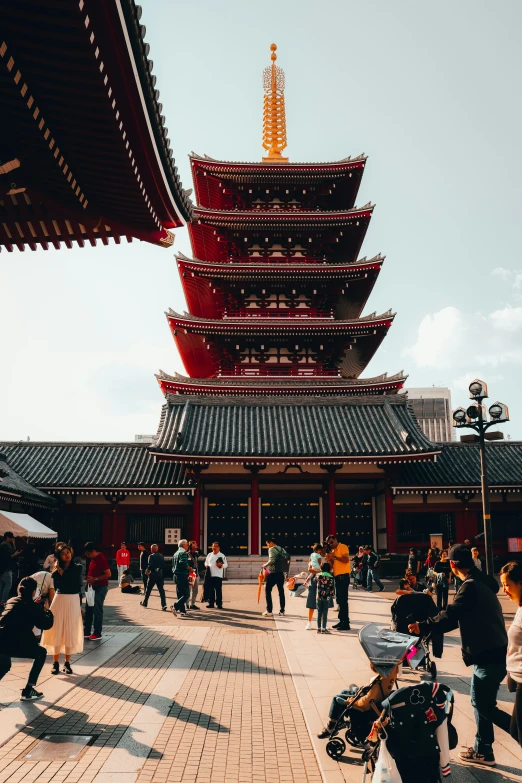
(166, 312, 394, 332)
(190, 154, 367, 172)
(193, 206, 374, 222)
(149, 451, 441, 466)
(176, 254, 384, 278)
(157, 380, 406, 397)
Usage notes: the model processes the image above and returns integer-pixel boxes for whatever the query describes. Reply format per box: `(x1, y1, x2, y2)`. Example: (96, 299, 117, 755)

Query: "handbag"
(86, 585, 95, 607)
(372, 739, 402, 783)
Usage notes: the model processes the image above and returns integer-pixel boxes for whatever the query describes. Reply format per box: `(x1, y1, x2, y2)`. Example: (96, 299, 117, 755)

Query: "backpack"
(274, 546, 291, 573)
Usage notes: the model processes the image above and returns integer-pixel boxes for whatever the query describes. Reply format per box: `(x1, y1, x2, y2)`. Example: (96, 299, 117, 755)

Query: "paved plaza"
(0, 582, 521, 783)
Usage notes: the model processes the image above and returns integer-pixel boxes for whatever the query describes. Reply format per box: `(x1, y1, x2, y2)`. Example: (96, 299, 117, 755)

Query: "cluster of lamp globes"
(452, 379, 509, 440)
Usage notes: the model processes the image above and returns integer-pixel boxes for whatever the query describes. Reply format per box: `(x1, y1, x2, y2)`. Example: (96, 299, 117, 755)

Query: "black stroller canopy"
(359, 623, 420, 676)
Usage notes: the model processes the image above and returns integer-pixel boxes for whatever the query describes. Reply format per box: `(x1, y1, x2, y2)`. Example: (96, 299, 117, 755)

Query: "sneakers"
(190, 604, 200, 610)
(161, 605, 167, 611)
(140, 601, 148, 607)
(317, 726, 335, 739)
(458, 748, 496, 767)
(278, 610, 285, 616)
(379, 586, 385, 592)
(21, 687, 43, 701)
(305, 622, 313, 630)
(317, 629, 322, 634)
(88, 634, 102, 641)
(171, 607, 178, 616)
(322, 629, 331, 634)
(262, 611, 273, 617)
(83, 633, 91, 639)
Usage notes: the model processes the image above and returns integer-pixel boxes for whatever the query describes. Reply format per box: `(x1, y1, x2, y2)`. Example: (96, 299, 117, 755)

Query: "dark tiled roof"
(392, 441, 522, 492)
(151, 395, 438, 462)
(0, 451, 57, 508)
(0, 444, 191, 494)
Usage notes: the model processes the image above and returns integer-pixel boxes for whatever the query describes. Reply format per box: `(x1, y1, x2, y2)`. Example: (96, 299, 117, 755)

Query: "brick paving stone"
(0, 588, 322, 783)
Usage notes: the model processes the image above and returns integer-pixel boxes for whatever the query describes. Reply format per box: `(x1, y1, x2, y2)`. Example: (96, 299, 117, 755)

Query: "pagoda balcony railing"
(218, 366, 341, 378)
(220, 256, 333, 265)
(223, 309, 334, 319)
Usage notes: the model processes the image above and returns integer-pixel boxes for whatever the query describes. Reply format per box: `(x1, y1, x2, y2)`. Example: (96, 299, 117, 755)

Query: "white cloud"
(488, 306, 522, 332)
(403, 306, 468, 368)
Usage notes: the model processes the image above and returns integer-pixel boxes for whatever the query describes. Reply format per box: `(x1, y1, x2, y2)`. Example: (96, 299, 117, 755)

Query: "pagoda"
(150, 45, 438, 559)
(157, 44, 406, 398)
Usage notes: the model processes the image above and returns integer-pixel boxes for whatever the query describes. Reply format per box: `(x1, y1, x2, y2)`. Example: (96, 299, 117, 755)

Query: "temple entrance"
(261, 498, 321, 556)
(335, 497, 374, 553)
(206, 499, 249, 555)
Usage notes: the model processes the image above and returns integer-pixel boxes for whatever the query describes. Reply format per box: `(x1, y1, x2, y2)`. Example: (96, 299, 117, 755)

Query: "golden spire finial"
(262, 43, 288, 162)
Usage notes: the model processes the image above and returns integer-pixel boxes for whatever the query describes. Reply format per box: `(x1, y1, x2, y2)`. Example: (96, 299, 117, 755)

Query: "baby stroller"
(324, 624, 457, 782)
(324, 624, 426, 767)
(390, 592, 443, 680)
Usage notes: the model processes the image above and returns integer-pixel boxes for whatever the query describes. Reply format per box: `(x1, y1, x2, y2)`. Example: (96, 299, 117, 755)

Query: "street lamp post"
(452, 380, 509, 576)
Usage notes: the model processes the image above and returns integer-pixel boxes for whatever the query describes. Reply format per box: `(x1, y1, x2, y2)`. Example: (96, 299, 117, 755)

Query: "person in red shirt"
(115, 542, 131, 584)
(83, 542, 111, 640)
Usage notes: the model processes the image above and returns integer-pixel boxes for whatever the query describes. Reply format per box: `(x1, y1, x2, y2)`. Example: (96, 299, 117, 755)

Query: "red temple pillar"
(322, 466, 341, 537)
(192, 479, 201, 542)
(385, 484, 396, 553)
(244, 465, 265, 555)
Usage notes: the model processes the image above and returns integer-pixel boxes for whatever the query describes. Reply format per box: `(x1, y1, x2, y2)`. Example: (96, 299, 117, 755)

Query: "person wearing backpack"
(364, 545, 384, 593)
(262, 538, 290, 617)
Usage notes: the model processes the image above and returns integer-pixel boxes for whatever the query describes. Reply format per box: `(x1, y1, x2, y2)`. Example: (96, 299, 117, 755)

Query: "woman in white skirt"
(42, 543, 83, 674)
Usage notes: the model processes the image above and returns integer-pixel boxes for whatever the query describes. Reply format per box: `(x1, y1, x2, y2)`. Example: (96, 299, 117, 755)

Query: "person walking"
(115, 542, 131, 584)
(472, 547, 482, 570)
(364, 545, 384, 592)
(205, 542, 228, 610)
(187, 541, 201, 610)
(83, 542, 111, 640)
(316, 562, 335, 634)
(0, 532, 20, 609)
(140, 544, 167, 610)
(305, 543, 324, 629)
(326, 534, 351, 630)
(42, 543, 83, 674)
(0, 576, 54, 701)
(262, 538, 288, 617)
(433, 549, 451, 610)
(172, 540, 191, 616)
(500, 561, 522, 746)
(409, 543, 509, 767)
(138, 543, 149, 594)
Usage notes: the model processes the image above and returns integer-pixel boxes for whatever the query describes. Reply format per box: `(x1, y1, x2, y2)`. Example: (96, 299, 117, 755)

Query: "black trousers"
(265, 572, 285, 614)
(144, 572, 166, 607)
(334, 574, 350, 624)
(174, 573, 190, 613)
(0, 645, 47, 688)
(208, 576, 223, 608)
(121, 585, 140, 594)
(141, 569, 148, 593)
(436, 584, 449, 610)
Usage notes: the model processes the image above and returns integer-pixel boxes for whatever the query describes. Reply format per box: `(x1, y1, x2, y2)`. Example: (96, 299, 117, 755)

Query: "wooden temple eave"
(166, 310, 394, 333)
(176, 253, 385, 278)
(192, 205, 374, 227)
(43, 488, 194, 497)
(0, 0, 192, 253)
(393, 486, 522, 495)
(149, 453, 441, 466)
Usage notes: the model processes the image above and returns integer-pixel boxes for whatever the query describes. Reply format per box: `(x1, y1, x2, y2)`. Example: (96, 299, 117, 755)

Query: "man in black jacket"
(409, 544, 509, 767)
(0, 576, 54, 701)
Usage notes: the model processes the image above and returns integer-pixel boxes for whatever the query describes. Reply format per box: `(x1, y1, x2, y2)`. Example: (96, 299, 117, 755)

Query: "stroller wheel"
(429, 661, 437, 680)
(344, 729, 361, 747)
(326, 737, 346, 760)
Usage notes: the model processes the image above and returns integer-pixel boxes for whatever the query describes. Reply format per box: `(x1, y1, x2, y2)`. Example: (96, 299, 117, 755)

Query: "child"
(120, 568, 140, 594)
(316, 562, 335, 634)
(318, 661, 399, 738)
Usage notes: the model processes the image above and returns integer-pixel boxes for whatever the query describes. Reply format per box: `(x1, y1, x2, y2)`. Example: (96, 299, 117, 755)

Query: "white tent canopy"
(0, 511, 57, 539)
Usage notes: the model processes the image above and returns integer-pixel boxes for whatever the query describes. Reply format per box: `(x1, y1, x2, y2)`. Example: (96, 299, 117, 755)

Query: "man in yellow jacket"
(326, 534, 351, 631)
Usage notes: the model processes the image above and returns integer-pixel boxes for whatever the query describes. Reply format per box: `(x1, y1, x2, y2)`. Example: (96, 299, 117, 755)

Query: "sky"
(2, 0, 522, 442)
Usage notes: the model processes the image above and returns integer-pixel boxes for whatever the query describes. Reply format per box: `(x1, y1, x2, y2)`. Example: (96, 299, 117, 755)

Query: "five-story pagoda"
(151, 46, 438, 561)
